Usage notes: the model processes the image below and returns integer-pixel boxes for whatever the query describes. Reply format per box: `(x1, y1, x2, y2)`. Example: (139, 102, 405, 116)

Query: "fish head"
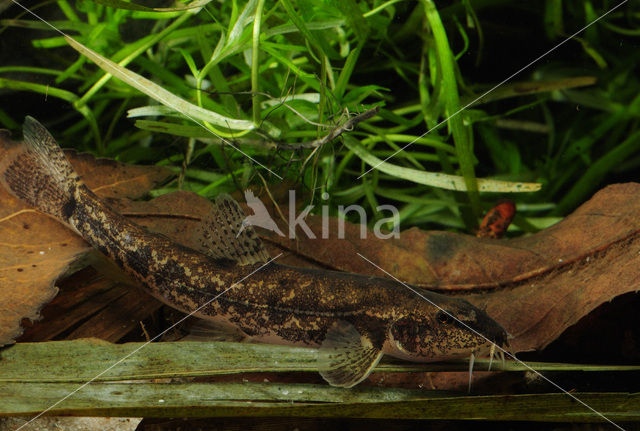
(385, 291, 508, 362)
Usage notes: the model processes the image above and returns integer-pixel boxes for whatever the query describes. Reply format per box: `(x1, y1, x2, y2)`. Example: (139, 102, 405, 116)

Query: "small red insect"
(477, 200, 516, 239)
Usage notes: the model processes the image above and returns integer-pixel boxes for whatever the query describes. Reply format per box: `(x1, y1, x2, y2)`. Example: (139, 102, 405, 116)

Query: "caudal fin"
(0, 116, 81, 222)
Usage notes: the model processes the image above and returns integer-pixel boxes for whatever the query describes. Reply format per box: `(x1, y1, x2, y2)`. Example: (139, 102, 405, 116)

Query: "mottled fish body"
(1, 117, 507, 387)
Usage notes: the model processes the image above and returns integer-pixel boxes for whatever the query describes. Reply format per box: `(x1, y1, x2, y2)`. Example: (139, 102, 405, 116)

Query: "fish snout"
(471, 309, 509, 350)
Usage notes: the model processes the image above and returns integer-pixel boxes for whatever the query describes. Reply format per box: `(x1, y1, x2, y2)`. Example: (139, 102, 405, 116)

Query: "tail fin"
(0, 116, 81, 222)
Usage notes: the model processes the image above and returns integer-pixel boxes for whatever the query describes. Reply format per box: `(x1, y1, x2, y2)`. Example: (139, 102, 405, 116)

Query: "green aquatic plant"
(1, 0, 638, 233)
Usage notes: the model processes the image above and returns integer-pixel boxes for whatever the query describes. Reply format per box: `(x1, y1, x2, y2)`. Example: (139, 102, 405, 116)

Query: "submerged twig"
(196, 107, 380, 151)
(198, 106, 380, 150)
(278, 106, 380, 150)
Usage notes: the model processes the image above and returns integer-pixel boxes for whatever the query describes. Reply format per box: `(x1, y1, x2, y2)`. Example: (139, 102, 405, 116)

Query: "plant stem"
(422, 0, 480, 224)
(252, 0, 267, 126)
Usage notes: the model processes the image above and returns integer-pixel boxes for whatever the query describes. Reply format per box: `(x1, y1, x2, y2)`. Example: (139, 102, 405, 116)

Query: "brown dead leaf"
(17, 269, 126, 342)
(109, 192, 209, 250)
(0, 132, 172, 346)
(17, 266, 165, 344)
(0, 207, 87, 346)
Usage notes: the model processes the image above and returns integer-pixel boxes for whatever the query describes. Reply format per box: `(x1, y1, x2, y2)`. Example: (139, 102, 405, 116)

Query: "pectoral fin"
(318, 320, 383, 388)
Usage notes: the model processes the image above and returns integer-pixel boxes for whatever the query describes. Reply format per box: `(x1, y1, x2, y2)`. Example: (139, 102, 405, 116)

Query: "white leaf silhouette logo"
(237, 190, 284, 237)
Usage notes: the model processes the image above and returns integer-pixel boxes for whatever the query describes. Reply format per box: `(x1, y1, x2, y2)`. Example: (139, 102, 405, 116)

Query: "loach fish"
(0, 117, 508, 388)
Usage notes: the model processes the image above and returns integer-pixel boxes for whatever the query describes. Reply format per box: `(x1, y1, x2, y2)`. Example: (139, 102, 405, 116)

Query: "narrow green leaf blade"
(343, 136, 541, 192)
(64, 36, 255, 130)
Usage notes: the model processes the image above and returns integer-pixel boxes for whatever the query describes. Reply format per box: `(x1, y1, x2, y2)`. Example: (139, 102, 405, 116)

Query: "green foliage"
(1, 0, 638, 232)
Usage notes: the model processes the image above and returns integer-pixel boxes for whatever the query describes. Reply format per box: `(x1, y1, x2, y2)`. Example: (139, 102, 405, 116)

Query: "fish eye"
(436, 310, 454, 324)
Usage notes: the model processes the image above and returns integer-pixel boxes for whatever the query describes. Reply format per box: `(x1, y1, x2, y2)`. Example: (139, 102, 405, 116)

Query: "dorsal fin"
(195, 193, 270, 265)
